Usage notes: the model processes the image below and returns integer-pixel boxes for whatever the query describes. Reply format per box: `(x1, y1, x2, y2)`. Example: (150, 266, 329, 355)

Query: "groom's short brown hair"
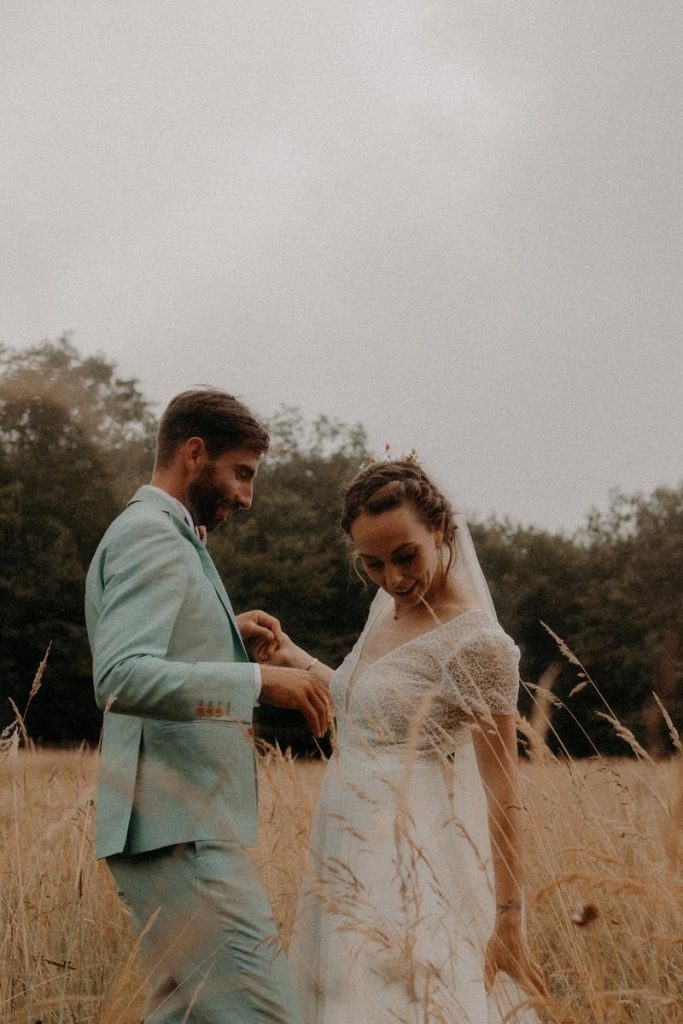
(155, 388, 269, 467)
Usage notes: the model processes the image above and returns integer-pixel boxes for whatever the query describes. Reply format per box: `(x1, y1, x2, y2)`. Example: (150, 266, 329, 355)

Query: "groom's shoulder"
(99, 493, 178, 550)
(87, 502, 182, 591)
(86, 501, 186, 608)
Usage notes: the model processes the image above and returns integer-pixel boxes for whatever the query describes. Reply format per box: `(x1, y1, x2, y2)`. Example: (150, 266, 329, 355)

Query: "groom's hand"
(236, 610, 283, 662)
(259, 666, 332, 739)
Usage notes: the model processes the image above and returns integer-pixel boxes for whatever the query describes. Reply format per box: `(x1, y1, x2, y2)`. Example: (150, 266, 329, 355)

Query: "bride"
(258, 456, 547, 1023)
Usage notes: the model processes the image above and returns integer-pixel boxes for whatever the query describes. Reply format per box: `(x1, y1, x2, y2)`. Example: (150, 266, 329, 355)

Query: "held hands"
(257, 632, 332, 739)
(236, 610, 331, 739)
(236, 609, 283, 662)
(484, 913, 548, 1002)
(240, 602, 313, 671)
(253, 631, 311, 670)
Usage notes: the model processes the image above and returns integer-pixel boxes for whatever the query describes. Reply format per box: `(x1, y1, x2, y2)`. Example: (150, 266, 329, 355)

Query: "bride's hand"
(484, 917, 548, 1001)
(236, 609, 282, 662)
(253, 632, 312, 670)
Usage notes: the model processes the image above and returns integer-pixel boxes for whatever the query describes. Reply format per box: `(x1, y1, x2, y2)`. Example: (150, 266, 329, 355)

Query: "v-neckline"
(342, 604, 488, 715)
(360, 604, 485, 667)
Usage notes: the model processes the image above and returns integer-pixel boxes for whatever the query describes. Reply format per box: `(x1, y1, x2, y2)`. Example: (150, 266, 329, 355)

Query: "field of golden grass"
(1, 745, 682, 1023)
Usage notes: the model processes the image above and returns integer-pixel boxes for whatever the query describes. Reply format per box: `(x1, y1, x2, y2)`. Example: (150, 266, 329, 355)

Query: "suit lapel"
(127, 487, 249, 660)
(174, 518, 250, 660)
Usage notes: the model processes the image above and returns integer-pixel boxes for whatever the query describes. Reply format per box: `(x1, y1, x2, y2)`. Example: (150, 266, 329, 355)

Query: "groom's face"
(188, 445, 262, 532)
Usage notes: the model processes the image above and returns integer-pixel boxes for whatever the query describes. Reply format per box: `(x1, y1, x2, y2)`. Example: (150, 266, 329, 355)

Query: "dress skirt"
(289, 730, 539, 1024)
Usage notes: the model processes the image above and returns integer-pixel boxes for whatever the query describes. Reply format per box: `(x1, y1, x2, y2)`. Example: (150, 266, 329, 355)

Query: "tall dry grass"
(2, 743, 682, 1023)
(2, 632, 683, 1023)
(0, 745, 139, 1022)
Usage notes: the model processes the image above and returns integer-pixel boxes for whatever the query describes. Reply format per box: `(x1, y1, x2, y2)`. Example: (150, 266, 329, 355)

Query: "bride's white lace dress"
(289, 607, 540, 1024)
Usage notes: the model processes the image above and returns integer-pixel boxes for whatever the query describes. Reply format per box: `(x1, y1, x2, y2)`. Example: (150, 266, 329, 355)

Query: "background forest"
(1, 337, 681, 757)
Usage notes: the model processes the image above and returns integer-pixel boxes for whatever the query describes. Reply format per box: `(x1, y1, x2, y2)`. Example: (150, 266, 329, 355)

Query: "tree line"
(1, 338, 681, 756)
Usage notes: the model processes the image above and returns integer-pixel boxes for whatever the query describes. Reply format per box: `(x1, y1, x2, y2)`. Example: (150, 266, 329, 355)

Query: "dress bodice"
(330, 608, 520, 758)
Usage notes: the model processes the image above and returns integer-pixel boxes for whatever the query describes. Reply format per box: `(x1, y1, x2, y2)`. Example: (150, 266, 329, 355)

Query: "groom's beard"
(188, 466, 240, 533)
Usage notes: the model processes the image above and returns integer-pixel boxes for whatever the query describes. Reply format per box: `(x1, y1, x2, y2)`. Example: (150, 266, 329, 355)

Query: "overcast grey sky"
(2, 0, 681, 531)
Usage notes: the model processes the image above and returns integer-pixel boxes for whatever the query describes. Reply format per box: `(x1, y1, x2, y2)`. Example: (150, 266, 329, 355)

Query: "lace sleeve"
(443, 628, 520, 717)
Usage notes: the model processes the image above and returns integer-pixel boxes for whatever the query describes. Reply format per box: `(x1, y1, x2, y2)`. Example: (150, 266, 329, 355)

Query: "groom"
(85, 388, 330, 1022)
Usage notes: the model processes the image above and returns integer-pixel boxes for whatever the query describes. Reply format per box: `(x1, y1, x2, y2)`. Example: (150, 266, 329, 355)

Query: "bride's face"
(351, 503, 444, 610)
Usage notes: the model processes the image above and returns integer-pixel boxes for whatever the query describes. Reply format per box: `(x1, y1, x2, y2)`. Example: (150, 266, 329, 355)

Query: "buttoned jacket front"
(85, 485, 258, 858)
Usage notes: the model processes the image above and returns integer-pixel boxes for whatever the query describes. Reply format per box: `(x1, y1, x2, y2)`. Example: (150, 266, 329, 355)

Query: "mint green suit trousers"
(109, 842, 299, 1023)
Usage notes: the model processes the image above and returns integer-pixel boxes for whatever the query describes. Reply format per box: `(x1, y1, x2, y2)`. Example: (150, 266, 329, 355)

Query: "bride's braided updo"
(341, 460, 458, 576)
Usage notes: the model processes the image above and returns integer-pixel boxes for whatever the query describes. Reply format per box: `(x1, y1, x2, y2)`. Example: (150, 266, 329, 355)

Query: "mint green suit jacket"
(85, 486, 258, 859)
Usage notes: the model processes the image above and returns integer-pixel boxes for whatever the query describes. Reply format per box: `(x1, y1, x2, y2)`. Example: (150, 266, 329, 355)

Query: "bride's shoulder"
(434, 609, 518, 660)
(440, 606, 494, 636)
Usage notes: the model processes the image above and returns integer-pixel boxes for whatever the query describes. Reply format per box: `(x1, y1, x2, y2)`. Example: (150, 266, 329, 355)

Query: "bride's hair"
(341, 460, 457, 576)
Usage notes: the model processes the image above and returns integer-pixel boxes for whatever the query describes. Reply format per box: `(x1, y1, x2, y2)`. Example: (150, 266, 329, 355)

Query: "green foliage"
(0, 336, 156, 504)
(473, 488, 683, 757)
(572, 488, 683, 753)
(0, 338, 155, 742)
(1, 336, 680, 756)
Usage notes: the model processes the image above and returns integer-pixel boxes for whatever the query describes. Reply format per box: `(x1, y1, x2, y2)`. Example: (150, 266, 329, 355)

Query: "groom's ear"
(183, 436, 209, 473)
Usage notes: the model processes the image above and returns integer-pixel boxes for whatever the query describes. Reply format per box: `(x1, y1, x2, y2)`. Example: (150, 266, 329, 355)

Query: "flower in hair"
(359, 444, 420, 471)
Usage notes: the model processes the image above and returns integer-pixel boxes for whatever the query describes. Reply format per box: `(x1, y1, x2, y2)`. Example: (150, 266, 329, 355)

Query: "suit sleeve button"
(214, 704, 224, 716)
(195, 703, 205, 717)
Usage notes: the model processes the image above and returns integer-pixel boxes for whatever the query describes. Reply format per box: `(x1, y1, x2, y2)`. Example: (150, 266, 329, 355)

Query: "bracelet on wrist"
(496, 899, 522, 914)
(305, 658, 319, 672)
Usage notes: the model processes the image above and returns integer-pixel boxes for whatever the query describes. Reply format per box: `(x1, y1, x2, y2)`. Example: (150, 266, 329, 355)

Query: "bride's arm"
(472, 713, 547, 998)
(253, 632, 333, 689)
